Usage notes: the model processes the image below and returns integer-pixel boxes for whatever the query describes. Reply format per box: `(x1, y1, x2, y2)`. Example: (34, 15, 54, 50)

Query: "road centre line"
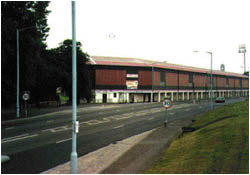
(42, 125, 71, 133)
(80, 107, 169, 127)
(47, 120, 54, 123)
(5, 127, 15, 130)
(56, 138, 72, 144)
(2, 134, 38, 144)
(114, 125, 124, 129)
(2, 133, 29, 142)
(148, 117, 154, 120)
(185, 108, 191, 112)
(80, 104, 192, 127)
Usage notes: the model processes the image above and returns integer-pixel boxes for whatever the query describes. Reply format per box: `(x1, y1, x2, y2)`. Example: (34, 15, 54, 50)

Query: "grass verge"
(146, 100, 249, 174)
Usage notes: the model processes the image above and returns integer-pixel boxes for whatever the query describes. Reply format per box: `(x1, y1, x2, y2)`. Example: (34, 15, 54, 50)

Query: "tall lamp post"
(239, 44, 247, 73)
(193, 51, 213, 110)
(16, 26, 37, 118)
(151, 61, 167, 103)
(70, 1, 79, 174)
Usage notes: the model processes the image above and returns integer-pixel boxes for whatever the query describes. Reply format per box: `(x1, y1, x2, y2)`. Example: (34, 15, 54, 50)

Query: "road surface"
(1, 97, 245, 173)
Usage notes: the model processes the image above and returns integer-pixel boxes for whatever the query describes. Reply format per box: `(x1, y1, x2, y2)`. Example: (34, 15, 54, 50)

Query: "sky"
(46, 0, 250, 74)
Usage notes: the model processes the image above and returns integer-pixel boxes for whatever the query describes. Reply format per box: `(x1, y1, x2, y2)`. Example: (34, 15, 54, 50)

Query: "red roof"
(89, 56, 248, 78)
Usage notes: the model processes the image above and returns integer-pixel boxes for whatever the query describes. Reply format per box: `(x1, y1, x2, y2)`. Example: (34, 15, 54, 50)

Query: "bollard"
(164, 120, 168, 127)
(1, 155, 10, 163)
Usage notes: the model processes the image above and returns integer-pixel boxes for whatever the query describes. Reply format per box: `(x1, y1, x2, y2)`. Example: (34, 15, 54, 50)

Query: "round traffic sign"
(23, 93, 30, 101)
(56, 87, 62, 94)
(163, 99, 173, 109)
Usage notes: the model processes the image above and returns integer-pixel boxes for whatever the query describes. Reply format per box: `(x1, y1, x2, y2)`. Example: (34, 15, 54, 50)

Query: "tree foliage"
(1, 2, 93, 108)
(43, 39, 92, 105)
(1, 1, 51, 107)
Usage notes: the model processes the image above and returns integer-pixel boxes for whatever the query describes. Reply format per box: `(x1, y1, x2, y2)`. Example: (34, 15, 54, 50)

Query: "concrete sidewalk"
(43, 115, 195, 174)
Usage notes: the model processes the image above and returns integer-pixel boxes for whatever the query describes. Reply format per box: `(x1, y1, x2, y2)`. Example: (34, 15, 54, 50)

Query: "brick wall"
(154, 72, 161, 86)
(235, 79, 240, 88)
(229, 78, 234, 88)
(96, 69, 126, 85)
(179, 73, 189, 86)
(194, 74, 207, 87)
(216, 76, 227, 87)
(242, 79, 249, 88)
(138, 71, 152, 86)
(166, 72, 178, 86)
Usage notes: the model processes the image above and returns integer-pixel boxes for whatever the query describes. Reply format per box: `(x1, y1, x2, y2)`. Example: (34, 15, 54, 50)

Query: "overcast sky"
(46, 0, 250, 74)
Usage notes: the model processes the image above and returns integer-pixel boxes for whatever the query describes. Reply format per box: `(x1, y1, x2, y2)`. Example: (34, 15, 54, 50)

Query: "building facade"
(88, 56, 249, 103)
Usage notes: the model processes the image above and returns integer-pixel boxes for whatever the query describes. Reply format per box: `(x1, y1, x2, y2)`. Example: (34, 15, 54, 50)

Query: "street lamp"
(239, 44, 247, 73)
(70, 1, 78, 174)
(193, 50, 213, 110)
(16, 26, 37, 118)
(151, 61, 167, 103)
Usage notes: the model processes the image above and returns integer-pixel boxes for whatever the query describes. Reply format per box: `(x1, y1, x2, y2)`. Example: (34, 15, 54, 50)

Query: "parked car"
(215, 97, 225, 103)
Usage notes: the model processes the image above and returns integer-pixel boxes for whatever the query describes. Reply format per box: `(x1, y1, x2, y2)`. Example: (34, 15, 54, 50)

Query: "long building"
(88, 56, 249, 103)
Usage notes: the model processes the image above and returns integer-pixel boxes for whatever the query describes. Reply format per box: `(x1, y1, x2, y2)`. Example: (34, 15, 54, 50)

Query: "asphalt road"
(1, 97, 246, 174)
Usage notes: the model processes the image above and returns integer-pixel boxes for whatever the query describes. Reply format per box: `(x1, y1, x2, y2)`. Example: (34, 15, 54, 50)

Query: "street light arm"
(18, 26, 37, 32)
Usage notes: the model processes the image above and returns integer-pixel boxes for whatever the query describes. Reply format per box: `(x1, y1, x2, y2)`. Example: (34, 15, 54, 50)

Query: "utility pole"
(70, 1, 78, 174)
(151, 65, 154, 103)
(206, 51, 213, 110)
(193, 50, 213, 110)
(239, 44, 247, 73)
(16, 29, 20, 118)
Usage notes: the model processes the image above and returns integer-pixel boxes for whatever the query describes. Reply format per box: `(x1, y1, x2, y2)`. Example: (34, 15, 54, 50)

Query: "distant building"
(88, 56, 249, 103)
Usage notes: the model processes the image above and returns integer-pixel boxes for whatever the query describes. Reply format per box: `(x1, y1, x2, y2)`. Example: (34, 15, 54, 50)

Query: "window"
(189, 73, 193, 83)
(114, 93, 117, 98)
(160, 72, 166, 86)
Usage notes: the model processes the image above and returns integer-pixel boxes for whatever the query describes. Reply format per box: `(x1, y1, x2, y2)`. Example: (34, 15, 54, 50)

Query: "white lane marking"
(2, 133, 29, 141)
(56, 138, 72, 144)
(99, 112, 103, 114)
(185, 109, 191, 112)
(114, 125, 124, 129)
(47, 120, 54, 123)
(116, 109, 120, 112)
(169, 112, 175, 115)
(5, 127, 15, 130)
(42, 126, 71, 133)
(148, 117, 154, 120)
(42, 128, 51, 132)
(2, 134, 38, 144)
(51, 126, 71, 132)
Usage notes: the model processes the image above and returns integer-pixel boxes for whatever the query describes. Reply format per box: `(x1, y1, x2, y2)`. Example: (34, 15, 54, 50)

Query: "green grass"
(59, 95, 69, 102)
(146, 100, 249, 174)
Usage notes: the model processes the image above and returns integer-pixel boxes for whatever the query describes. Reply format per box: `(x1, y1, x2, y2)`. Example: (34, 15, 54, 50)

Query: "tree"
(44, 39, 93, 105)
(1, 1, 50, 107)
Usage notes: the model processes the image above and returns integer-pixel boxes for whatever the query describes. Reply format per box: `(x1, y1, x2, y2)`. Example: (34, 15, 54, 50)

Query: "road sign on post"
(22, 91, 30, 118)
(163, 97, 173, 109)
(22, 92, 30, 101)
(163, 97, 172, 127)
(56, 87, 62, 95)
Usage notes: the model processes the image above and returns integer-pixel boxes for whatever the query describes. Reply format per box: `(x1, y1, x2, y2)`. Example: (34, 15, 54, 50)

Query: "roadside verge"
(146, 100, 249, 174)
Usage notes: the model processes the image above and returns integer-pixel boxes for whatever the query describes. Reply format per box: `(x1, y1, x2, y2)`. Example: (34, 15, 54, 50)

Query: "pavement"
(42, 113, 195, 174)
